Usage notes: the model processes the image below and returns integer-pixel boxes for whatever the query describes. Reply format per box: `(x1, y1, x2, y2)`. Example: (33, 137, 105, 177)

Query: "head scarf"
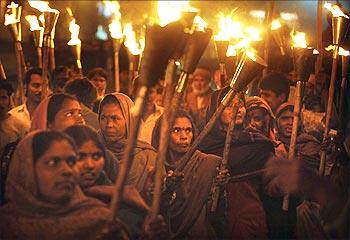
(30, 96, 51, 131)
(0, 130, 112, 239)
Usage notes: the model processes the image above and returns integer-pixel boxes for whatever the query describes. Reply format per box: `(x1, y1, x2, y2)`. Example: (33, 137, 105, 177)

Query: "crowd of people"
(0, 42, 349, 239)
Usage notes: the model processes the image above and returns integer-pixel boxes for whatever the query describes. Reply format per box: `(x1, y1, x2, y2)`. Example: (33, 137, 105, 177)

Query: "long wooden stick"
(150, 59, 177, 219)
(263, 1, 275, 77)
(339, 56, 349, 129)
(114, 51, 120, 92)
(41, 34, 51, 99)
(282, 81, 302, 211)
(0, 59, 6, 79)
(315, 0, 323, 94)
(14, 42, 25, 105)
(110, 86, 149, 220)
(211, 93, 240, 212)
(319, 46, 339, 176)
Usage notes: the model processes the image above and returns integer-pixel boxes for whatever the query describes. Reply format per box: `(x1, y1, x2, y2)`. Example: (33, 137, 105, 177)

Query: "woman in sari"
(0, 130, 127, 239)
(152, 109, 226, 239)
(98, 93, 156, 193)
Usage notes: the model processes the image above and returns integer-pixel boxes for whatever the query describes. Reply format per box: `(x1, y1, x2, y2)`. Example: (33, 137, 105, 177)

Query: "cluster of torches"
(2, 0, 349, 219)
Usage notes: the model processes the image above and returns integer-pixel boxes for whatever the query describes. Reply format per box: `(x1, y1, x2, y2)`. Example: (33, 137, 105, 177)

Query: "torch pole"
(14, 41, 25, 105)
(114, 51, 120, 92)
(339, 55, 349, 129)
(37, 47, 43, 68)
(41, 34, 51, 99)
(0, 59, 6, 79)
(282, 81, 302, 211)
(319, 45, 339, 176)
(315, 0, 323, 94)
(110, 86, 150, 220)
(263, 0, 275, 77)
(211, 93, 241, 212)
(150, 59, 177, 219)
(50, 38, 56, 72)
(219, 63, 226, 88)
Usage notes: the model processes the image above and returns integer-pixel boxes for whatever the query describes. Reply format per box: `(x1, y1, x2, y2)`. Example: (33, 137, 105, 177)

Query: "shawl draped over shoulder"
(0, 131, 113, 240)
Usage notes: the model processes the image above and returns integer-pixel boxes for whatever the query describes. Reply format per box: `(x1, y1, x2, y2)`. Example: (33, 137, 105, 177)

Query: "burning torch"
(177, 48, 267, 171)
(319, 2, 349, 176)
(25, 15, 44, 68)
(110, 22, 187, 219)
(271, 19, 285, 56)
(124, 23, 142, 96)
(282, 32, 318, 211)
(108, 4, 123, 93)
(5, 2, 26, 105)
(67, 19, 83, 75)
(29, 1, 59, 99)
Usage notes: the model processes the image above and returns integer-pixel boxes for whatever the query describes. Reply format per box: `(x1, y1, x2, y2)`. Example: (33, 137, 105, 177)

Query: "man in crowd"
(64, 77, 100, 130)
(87, 67, 108, 101)
(9, 68, 44, 132)
(259, 71, 290, 114)
(185, 66, 213, 131)
(0, 80, 27, 156)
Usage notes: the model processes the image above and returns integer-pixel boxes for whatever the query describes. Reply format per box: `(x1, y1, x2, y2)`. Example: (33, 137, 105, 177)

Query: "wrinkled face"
(49, 99, 84, 131)
(27, 74, 43, 103)
(220, 100, 246, 127)
(191, 68, 211, 94)
(35, 140, 77, 204)
(260, 89, 285, 112)
(169, 117, 194, 154)
(74, 140, 104, 188)
(91, 76, 106, 96)
(245, 108, 267, 132)
(0, 89, 10, 116)
(99, 103, 126, 143)
(277, 110, 293, 138)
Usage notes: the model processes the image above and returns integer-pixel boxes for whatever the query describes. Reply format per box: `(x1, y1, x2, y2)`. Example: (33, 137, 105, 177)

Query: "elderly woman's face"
(73, 140, 105, 188)
(169, 117, 194, 154)
(99, 103, 127, 142)
(245, 108, 267, 132)
(35, 139, 77, 204)
(49, 99, 85, 131)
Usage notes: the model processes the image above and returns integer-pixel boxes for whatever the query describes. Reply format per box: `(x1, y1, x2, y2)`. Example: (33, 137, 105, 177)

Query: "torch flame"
(25, 15, 43, 31)
(28, 0, 59, 13)
(109, 18, 123, 39)
(246, 48, 257, 61)
(324, 2, 349, 18)
(4, 2, 20, 26)
(291, 31, 307, 48)
(245, 27, 262, 41)
(157, 1, 196, 27)
(250, 10, 266, 20)
(123, 23, 142, 55)
(325, 45, 350, 56)
(193, 15, 207, 32)
(280, 12, 298, 21)
(226, 45, 237, 57)
(271, 19, 282, 30)
(67, 19, 81, 46)
(214, 13, 242, 41)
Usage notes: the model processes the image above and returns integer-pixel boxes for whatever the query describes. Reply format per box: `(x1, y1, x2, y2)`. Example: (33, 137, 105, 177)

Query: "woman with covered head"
(151, 109, 227, 239)
(0, 130, 127, 239)
(30, 93, 85, 131)
(98, 93, 156, 193)
(200, 87, 275, 239)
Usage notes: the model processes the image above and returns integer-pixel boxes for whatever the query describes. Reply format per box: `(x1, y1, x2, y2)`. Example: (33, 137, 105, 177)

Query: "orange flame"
(214, 13, 242, 41)
(4, 2, 20, 26)
(25, 15, 43, 31)
(28, 0, 59, 13)
(123, 23, 142, 55)
(324, 2, 349, 18)
(67, 19, 81, 46)
(325, 45, 350, 56)
(271, 19, 282, 30)
(157, 1, 197, 26)
(193, 15, 207, 32)
(291, 31, 307, 48)
(226, 45, 237, 57)
(106, 1, 123, 39)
